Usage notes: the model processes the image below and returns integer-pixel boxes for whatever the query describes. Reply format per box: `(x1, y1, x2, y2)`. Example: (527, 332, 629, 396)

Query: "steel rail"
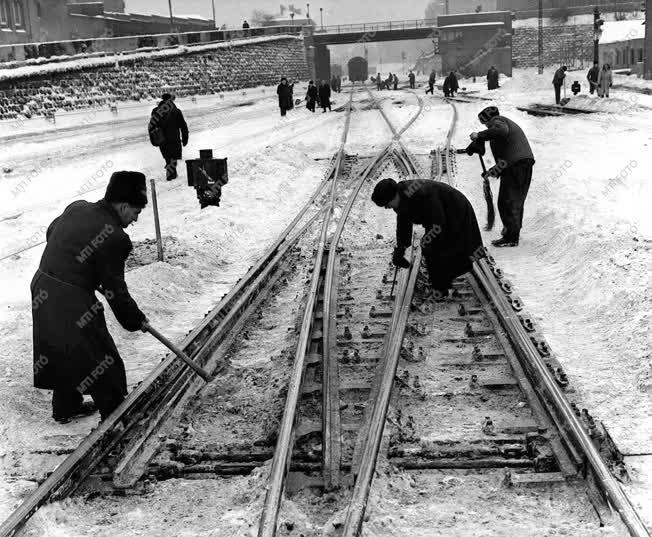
(341, 245, 422, 537)
(472, 258, 650, 537)
(0, 102, 355, 537)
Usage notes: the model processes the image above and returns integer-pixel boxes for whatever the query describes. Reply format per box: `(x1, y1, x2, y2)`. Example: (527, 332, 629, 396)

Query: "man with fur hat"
(31, 171, 149, 423)
(149, 93, 189, 181)
(470, 106, 535, 247)
(371, 178, 483, 298)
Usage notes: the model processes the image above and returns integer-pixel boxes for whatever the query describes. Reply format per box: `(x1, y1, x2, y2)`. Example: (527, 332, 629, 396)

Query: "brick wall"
(0, 38, 310, 120)
(513, 25, 594, 69)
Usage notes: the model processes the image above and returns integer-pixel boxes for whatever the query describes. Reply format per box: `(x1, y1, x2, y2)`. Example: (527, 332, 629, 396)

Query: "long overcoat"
(277, 83, 293, 110)
(31, 200, 146, 395)
(318, 84, 331, 108)
(394, 180, 483, 277)
(149, 100, 189, 160)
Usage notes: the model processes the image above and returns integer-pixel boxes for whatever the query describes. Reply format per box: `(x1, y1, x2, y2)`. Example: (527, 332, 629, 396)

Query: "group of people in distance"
(553, 62, 613, 104)
(277, 77, 335, 116)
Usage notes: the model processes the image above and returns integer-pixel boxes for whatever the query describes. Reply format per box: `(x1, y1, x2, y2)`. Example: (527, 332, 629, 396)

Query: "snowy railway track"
(0, 95, 360, 537)
(1, 86, 648, 537)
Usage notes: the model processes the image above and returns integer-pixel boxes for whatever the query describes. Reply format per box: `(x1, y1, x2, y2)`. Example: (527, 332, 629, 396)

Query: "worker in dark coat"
(306, 80, 318, 113)
(318, 80, 332, 112)
(487, 66, 500, 90)
(443, 71, 459, 97)
(552, 65, 567, 104)
(471, 106, 535, 247)
(408, 71, 416, 89)
(149, 93, 189, 181)
(277, 77, 293, 117)
(426, 69, 436, 94)
(393, 74, 398, 90)
(372, 178, 483, 298)
(587, 61, 600, 95)
(31, 171, 149, 423)
(376, 73, 382, 91)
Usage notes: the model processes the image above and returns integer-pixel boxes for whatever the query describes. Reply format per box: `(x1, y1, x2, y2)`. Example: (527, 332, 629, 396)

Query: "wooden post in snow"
(150, 179, 164, 262)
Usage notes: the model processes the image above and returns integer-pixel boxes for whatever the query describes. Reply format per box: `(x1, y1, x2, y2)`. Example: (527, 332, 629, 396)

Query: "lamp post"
(167, 0, 174, 34)
(211, 0, 216, 28)
(307, 3, 310, 19)
(291, 12, 295, 26)
(320, 7, 323, 30)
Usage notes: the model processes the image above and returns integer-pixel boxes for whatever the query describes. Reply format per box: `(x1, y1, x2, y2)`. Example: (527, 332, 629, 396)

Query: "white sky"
(124, 0, 429, 27)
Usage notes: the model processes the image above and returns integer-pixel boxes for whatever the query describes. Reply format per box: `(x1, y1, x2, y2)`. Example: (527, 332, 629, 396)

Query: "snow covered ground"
(0, 71, 650, 529)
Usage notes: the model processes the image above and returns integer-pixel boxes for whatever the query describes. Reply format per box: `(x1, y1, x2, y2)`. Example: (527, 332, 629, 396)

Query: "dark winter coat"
(306, 85, 318, 102)
(149, 100, 189, 160)
(487, 68, 499, 89)
(394, 180, 483, 275)
(319, 84, 331, 107)
(429, 72, 436, 85)
(31, 200, 146, 394)
(587, 65, 600, 83)
(409, 73, 416, 83)
(277, 83, 293, 110)
(476, 114, 535, 169)
(443, 73, 459, 94)
(552, 68, 566, 86)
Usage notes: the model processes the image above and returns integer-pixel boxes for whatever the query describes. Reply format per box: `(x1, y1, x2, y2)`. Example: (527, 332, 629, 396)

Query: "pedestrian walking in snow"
(376, 73, 382, 91)
(587, 61, 600, 95)
(597, 64, 612, 98)
(319, 80, 332, 112)
(470, 106, 535, 247)
(443, 71, 459, 97)
(148, 93, 189, 181)
(426, 69, 436, 94)
(371, 178, 483, 299)
(552, 65, 567, 104)
(277, 77, 293, 117)
(487, 66, 499, 90)
(306, 80, 318, 112)
(409, 71, 416, 89)
(393, 73, 398, 90)
(31, 171, 149, 423)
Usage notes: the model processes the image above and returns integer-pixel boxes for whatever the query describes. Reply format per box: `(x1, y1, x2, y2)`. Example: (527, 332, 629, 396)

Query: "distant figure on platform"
(242, 20, 250, 29)
(587, 61, 600, 95)
(408, 70, 415, 89)
(597, 63, 612, 98)
(470, 106, 535, 247)
(426, 69, 436, 94)
(487, 66, 500, 90)
(443, 71, 459, 97)
(306, 80, 318, 112)
(31, 171, 149, 423)
(319, 80, 332, 112)
(552, 65, 567, 104)
(371, 178, 483, 299)
(376, 73, 382, 91)
(393, 73, 398, 90)
(148, 93, 188, 181)
(277, 77, 293, 117)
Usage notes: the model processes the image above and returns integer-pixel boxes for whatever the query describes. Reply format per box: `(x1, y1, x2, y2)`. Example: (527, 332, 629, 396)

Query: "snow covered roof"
(599, 19, 645, 44)
(438, 21, 504, 29)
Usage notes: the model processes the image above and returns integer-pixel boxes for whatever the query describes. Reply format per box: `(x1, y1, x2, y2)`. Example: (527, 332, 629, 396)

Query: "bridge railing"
(313, 18, 438, 34)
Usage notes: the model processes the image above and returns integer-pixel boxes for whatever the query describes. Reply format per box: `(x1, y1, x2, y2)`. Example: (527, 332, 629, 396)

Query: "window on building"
(0, 1, 10, 26)
(36, 2, 42, 18)
(12, 0, 22, 28)
(630, 48, 635, 65)
(615, 50, 621, 65)
(639, 48, 644, 63)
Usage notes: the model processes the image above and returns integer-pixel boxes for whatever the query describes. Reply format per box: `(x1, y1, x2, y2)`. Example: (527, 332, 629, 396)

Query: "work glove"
(482, 164, 502, 180)
(392, 247, 411, 269)
(465, 139, 485, 157)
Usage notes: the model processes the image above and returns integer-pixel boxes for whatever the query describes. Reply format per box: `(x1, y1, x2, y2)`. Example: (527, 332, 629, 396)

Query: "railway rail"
(0, 84, 648, 537)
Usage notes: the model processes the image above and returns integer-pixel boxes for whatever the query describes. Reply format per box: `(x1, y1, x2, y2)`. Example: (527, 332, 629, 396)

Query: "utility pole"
(538, 0, 543, 74)
(168, 0, 174, 33)
(645, 0, 652, 79)
(320, 7, 323, 30)
(593, 5, 604, 65)
(211, 0, 216, 28)
(445, 0, 449, 15)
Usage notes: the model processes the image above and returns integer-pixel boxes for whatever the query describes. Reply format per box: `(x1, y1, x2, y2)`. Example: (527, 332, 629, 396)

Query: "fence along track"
(258, 84, 428, 537)
(0, 94, 356, 537)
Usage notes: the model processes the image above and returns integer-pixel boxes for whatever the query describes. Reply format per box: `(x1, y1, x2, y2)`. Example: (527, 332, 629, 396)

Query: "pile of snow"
(599, 19, 646, 44)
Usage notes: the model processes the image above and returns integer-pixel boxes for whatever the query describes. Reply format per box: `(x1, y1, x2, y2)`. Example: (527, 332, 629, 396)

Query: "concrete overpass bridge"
(309, 18, 439, 46)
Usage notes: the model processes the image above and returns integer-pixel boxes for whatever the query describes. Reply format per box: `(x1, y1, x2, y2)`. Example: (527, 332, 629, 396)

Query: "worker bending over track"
(372, 178, 484, 299)
(31, 172, 149, 423)
(470, 106, 535, 247)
